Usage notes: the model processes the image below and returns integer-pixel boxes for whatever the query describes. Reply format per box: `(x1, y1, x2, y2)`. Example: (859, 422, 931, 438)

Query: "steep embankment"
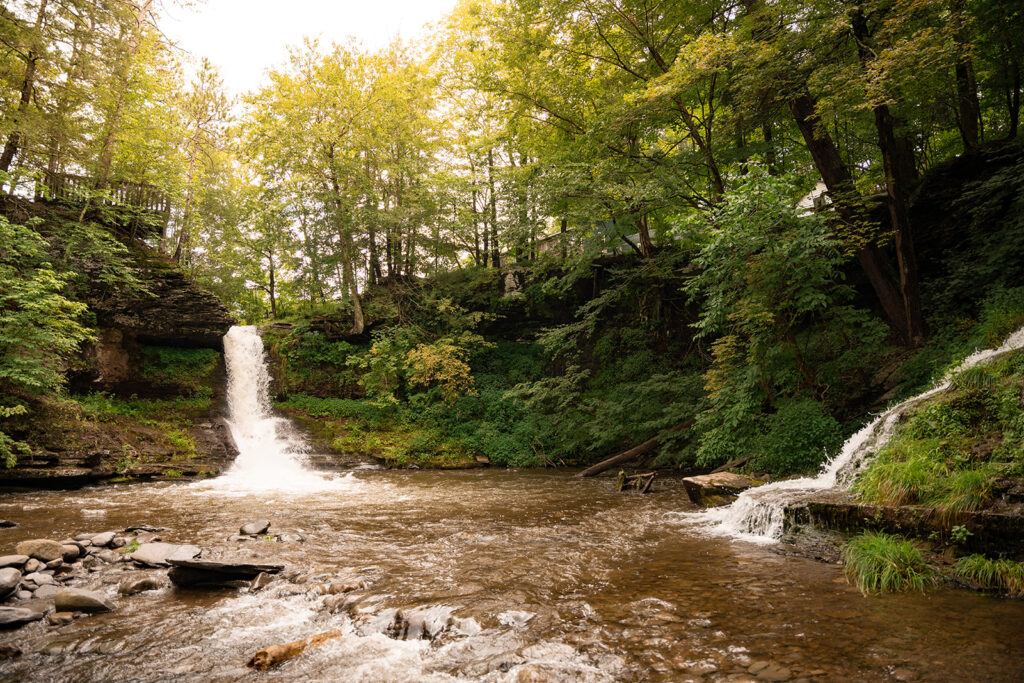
(1, 213, 237, 487)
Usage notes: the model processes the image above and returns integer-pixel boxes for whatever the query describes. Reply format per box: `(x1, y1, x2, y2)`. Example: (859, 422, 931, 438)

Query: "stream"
(0, 326, 1022, 681)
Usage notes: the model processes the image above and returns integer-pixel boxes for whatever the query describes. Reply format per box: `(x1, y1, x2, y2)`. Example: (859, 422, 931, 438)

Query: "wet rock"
(278, 533, 304, 543)
(14, 539, 63, 563)
(130, 543, 201, 567)
(748, 661, 792, 681)
(682, 473, 764, 507)
(91, 532, 116, 547)
(23, 559, 41, 573)
(118, 575, 166, 596)
(110, 536, 126, 549)
(248, 572, 274, 592)
(124, 525, 167, 533)
(168, 559, 284, 588)
(54, 588, 115, 613)
(0, 556, 27, 570)
(95, 550, 123, 564)
(60, 545, 81, 563)
(33, 585, 60, 601)
(0, 644, 21, 659)
(81, 556, 100, 570)
(0, 568, 20, 598)
(48, 612, 73, 626)
(0, 521, 16, 528)
(74, 533, 94, 542)
(14, 591, 31, 600)
(22, 572, 56, 587)
(0, 607, 44, 628)
(134, 532, 162, 544)
(240, 520, 271, 536)
(227, 534, 251, 542)
(44, 559, 63, 570)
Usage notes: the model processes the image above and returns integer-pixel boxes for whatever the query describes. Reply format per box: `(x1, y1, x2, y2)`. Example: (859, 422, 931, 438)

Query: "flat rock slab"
(682, 472, 764, 507)
(54, 588, 115, 613)
(168, 559, 284, 588)
(0, 556, 27, 570)
(0, 607, 44, 629)
(129, 543, 201, 567)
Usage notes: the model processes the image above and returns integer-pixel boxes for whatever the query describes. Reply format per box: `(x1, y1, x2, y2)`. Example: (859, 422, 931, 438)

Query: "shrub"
(755, 399, 842, 475)
(843, 532, 935, 594)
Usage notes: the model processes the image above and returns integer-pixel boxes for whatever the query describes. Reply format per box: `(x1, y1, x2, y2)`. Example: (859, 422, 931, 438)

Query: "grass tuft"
(954, 555, 1024, 597)
(842, 531, 935, 595)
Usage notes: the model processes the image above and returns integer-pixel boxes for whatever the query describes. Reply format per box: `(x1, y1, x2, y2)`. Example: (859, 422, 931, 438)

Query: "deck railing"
(35, 171, 170, 216)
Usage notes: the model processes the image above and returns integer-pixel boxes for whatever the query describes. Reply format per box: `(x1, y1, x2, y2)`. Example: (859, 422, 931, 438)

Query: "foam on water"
(682, 324, 1024, 543)
(194, 325, 360, 495)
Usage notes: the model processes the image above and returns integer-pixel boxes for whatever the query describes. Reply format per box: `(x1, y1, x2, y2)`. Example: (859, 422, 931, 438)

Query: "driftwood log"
(576, 420, 694, 478)
(616, 470, 656, 493)
(247, 629, 345, 670)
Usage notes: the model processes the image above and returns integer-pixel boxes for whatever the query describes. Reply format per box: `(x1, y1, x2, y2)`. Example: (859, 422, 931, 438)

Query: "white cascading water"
(687, 324, 1024, 543)
(198, 325, 355, 494)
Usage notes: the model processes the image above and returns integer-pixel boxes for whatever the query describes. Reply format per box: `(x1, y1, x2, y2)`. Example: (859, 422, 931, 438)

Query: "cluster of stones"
(0, 524, 287, 636)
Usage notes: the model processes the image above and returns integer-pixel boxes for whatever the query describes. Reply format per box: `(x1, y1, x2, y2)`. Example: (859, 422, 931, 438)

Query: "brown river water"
(0, 470, 1021, 682)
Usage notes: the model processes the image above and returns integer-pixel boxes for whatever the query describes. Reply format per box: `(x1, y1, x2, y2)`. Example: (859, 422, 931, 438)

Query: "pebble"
(48, 612, 74, 626)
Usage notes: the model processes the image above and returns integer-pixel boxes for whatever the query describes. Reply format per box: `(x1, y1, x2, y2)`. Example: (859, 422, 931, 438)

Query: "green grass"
(842, 531, 936, 594)
(954, 555, 1024, 597)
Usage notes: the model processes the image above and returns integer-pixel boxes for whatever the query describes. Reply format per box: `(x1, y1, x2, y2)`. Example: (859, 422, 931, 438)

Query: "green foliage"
(954, 555, 1024, 597)
(686, 172, 886, 470)
(0, 216, 92, 466)
(139, 345, 220, 394)
(843, 532, 935, 595)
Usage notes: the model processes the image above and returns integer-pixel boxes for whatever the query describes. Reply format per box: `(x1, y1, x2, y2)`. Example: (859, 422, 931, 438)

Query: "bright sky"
(160, 0, 459, 95)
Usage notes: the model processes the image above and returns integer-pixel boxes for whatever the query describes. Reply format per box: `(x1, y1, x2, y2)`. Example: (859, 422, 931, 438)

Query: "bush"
(755, 399, 843, 475)
(843, 532, 935, 594)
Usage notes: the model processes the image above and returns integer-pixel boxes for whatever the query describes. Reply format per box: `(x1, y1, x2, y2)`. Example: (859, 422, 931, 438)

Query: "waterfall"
(199, 325, 354, 494)
(687, 324, 1024, 543)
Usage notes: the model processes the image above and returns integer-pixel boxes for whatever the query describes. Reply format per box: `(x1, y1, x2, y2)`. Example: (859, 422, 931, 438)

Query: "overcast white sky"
(160, 0, 459, 95)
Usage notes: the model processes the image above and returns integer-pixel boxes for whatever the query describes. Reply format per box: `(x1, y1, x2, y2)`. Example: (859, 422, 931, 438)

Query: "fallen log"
(576, 420, 694, 478)
(709, 455, 751, 474)
(616, 470, 656, 493)
(247, 629, 345, 671)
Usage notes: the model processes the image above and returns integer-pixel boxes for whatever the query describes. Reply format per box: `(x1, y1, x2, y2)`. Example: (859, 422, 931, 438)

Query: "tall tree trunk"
(267, 253, 277, 320)
(951, 0, 981, 150)
(487, 148, 500, 268)
(849, 5, 924, 343)
(95, 0, 152, 187)
(1008, 58, 1021, 138)
(789, 91, 911, 341)
(0, 0, 49, 175)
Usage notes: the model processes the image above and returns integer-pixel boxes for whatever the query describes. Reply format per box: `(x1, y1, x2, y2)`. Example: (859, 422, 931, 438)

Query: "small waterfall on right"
(688, 324, 1024, 543)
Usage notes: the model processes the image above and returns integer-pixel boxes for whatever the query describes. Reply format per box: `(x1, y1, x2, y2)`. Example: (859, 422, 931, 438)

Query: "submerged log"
(577, 420, 693, 478)
(247, 629, 345, 670)
(616, 471, 656, 493)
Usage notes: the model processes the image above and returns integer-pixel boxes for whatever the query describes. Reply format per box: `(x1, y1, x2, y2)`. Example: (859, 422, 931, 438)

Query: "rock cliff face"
(90, 257, 234, 349)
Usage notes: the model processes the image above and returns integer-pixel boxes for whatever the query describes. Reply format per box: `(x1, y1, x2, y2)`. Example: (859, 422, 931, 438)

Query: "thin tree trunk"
(951, 0, 981, 149)
(0, 0, 48, 175)
(488, 148, 500, 268)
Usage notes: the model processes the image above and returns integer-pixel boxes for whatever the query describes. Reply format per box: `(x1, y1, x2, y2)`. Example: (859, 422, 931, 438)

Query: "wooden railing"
(35, 171, 170, 216)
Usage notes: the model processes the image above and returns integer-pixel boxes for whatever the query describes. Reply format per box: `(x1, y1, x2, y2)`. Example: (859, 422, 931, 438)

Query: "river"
(0, 326, 1021, 681)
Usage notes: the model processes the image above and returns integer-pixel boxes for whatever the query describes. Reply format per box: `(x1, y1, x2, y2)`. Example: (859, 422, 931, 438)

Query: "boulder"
(168, 559, 284, 588)
(682, 472, 764, 507)
(54, 588, 115, 614)
(118, 576, 166, 596)
(0, 568, 20, 597)
(14, 539, 62, 563)
(0, 556, 27, 570)
(129, 543, 201, 568)
(91, 532, 116, 547)
(0, 607, 44, 628)
(60, 545, 81, 563)
(240, 520, 271, 536)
